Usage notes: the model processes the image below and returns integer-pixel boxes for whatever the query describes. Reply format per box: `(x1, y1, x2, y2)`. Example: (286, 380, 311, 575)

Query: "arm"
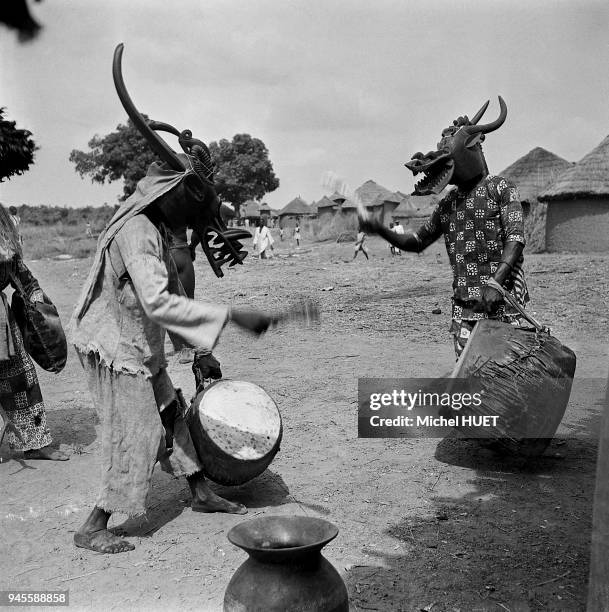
(116, 220, 229, 352)
(11, 259, 44, 302)
(360, 205, 443, 253)
(116, 217, 276, 348)
(496, 178, 526, 285)
(189, 229, 201, 261)
(478, 179, 526, 313)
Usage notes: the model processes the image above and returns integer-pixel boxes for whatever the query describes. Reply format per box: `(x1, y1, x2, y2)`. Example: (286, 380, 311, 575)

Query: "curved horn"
(465, 96, 507, 135)
(469, 99, 489, 125)
(112, 44, 185, 172)
(147, 120, 181, 138)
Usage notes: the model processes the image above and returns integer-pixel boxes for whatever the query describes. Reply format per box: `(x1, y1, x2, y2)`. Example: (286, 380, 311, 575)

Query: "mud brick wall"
(545, 198, 609, 252)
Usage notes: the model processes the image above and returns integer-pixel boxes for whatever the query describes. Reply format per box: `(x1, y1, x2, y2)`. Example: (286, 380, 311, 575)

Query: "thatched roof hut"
(498, 147, 573, 253)
(392, 194, 439, 226)
(316, 196, 338, 222)
(278, 197, 311, 216)
(329, 191, 346, 204)
(499, 147, 573, 209)
(538, 135, 609, 252)
(539, 136, 609, 201)
(345, 180, 401, 224)
(354, 180, 395, 207)
(241, 200, 260, 220)
(278, 196, 311, 227)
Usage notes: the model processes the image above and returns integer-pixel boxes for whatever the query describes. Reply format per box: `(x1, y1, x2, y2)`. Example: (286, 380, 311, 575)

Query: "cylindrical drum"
(188, 379, 282, 486)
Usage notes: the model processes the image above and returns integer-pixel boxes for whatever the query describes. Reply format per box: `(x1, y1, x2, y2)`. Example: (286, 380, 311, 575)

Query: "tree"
(69, 119, 160, 201)
(0, 0, 42, 43)
(70, 125, 279, 209)
(0, 107, 38, 182)
(208, 134, 279, 217)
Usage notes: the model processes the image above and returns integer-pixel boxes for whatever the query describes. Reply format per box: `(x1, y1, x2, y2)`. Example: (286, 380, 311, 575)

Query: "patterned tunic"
(417, 175, 529, 324)
(0, 259, 51, 451)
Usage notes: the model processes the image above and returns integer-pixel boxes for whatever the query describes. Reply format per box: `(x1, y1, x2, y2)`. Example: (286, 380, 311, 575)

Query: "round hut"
(277, 196, 311, 229)
(350, 180, 401, 224)
(392, 194, 439, 228)
(241, 200, 260, 227)
(499, 147, 573, 252)
(538, 135, 609, 253)
(316, 196, 339, 224)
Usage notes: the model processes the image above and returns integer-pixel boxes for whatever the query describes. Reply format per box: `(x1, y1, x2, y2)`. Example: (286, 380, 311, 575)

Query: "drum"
(188, 379, 283, 486)
(449, 318, 576, 457)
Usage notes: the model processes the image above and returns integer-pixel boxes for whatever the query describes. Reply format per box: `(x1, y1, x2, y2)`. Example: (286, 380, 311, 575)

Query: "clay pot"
(224, 515, 349, 611)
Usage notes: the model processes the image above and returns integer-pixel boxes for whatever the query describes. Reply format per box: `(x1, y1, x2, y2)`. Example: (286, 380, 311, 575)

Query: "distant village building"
(241, 200, 260, 225)
(308, 199, 319, 220)
(499, 147, 573, 252)
(392, 194, 439, 227)
(277, 196, 311, 228)
(538, 135, 609, 253)
(500, 147, 573, 216)
(316, 196, 339, 224)
(259, 202, 272, 224)
(350, 180, 401, 224)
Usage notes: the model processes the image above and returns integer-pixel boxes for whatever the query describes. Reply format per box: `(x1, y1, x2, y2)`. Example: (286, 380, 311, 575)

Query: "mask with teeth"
(405, 97, 507, 195)
(112, 43, 250, 278)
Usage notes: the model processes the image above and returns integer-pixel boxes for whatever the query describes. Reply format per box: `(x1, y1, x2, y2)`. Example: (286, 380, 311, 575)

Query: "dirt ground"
(1, 234, 607, 612)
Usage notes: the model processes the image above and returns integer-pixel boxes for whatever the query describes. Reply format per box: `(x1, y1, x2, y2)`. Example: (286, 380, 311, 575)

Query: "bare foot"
(74, 529, 135, 554)
(24, 446, 69, 461)
(192, 494, 247, 515)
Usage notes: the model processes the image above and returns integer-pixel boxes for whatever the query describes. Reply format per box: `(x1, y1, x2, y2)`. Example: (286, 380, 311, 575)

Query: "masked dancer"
(70, 44, 288, 554)
(361, 97, 529, 358)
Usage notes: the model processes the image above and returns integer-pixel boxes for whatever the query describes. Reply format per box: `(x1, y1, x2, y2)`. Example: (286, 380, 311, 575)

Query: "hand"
(474, 284, 504, 316)
(193, 351, 222, 380)
(230, 309, 276, 335)
(358, 214, 383, 235)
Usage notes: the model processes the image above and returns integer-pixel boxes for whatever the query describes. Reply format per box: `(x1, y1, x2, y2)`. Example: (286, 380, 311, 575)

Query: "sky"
(1, 0, 608, 211)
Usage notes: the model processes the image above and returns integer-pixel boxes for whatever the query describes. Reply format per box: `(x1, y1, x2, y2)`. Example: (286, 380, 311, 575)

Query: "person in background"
(388, 222, 396, 256)
(294, 223, 301, 248)
(353, 228, 369, 261)
(8, 206, 22, 245)
(253, 218, 274, 259)
(0, 204, 67, 461)
(168, 225, 200, 363)
(393, 219, 404, 255)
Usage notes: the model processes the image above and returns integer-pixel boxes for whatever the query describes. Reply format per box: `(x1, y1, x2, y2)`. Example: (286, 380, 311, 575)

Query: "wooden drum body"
(188, 380, 282, 486)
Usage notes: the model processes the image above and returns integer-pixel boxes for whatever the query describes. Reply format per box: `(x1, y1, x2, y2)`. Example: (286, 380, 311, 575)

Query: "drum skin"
(188, 380, 283, 486)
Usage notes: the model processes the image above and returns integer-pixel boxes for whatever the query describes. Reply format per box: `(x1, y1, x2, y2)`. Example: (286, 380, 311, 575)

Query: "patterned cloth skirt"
(0, 308, 51, 451)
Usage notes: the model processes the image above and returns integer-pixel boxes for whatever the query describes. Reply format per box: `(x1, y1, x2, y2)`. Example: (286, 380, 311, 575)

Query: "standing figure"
(353, 228, 369, 261)
(0, 204, 67, 460)
(253, 218, 274, 259)
(388, 222, 396, 256)
(69, 44, 285, 554)
(8, 206, 22, 244)
(279, 227, 284, 242)
(393, 219, 404, 255)
(85, 220, 94, 238)
(293, 223, 301, 247)
(361, 97, 529, 358)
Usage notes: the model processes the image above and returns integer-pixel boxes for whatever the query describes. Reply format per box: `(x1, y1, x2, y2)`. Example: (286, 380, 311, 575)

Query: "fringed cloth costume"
(415, 176, 529, 357)
(70, 163, 228, 516)
(0, 206, 51, 451)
